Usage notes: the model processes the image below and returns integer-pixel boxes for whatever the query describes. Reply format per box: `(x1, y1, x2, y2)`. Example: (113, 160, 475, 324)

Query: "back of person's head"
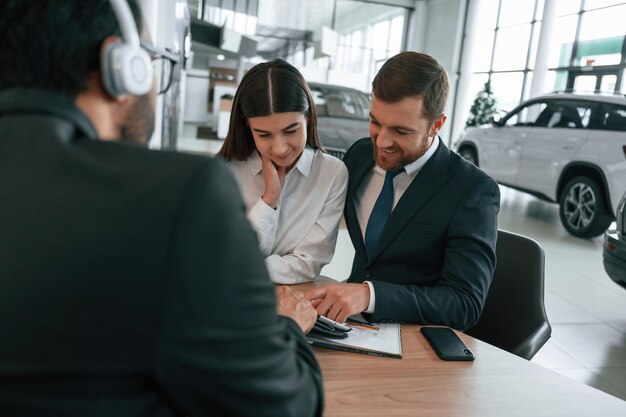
(218, 59, 321, 161)
(0, 0, 142, 99)
(372, 51, 449, 124)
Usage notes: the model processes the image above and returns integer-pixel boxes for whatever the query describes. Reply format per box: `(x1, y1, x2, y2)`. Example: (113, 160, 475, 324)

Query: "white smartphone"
(317, 315, 351, 332)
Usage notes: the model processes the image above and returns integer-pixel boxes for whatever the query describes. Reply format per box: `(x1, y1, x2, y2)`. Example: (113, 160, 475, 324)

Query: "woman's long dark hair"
(217, 59, 321, 161)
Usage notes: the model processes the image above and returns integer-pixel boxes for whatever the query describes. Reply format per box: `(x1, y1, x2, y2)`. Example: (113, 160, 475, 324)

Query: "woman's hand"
(275, 286, 317, 333)
(261, 155, 286, 209)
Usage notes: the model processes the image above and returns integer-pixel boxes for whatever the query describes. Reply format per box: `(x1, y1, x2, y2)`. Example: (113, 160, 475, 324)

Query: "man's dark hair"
(372, 51, 450, 123)
(217, 59, 321, 161)
(0, 0, 142, 98)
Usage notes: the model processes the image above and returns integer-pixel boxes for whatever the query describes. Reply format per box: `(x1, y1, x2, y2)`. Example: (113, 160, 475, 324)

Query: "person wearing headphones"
(305, 52, 500, 331)
(0, 1, 322, 416)
(217, 59, 348, 284)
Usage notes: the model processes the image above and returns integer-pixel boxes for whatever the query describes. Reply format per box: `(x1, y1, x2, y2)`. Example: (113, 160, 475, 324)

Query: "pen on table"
(346, 318, 380, 331)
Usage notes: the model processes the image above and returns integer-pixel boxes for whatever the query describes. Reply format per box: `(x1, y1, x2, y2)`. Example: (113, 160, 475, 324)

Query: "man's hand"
(261, 155, 286, 209)
(275, 285, 317, 333)
(304, 283, 370, 324)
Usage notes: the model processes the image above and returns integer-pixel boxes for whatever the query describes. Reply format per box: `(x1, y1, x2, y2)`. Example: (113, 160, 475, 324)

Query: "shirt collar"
(0, 88, 99, 141)
(246, 151, 263, 175)
(403, 135, 440, 178)
(246, 147, 315, 178)
(295, 147, 315, 177)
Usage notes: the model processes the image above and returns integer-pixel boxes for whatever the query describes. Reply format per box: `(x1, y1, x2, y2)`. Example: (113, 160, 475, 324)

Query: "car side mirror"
(491, 114, 503, 126)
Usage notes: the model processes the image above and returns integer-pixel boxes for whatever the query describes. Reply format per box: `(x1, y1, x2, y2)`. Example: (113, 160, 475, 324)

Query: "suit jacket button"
(365, 270, 371, 278)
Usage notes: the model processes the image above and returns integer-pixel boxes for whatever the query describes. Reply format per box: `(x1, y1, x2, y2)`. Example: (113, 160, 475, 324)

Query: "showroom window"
(287, 0, 410, 92)
(328, 9, 406, 91)
(471, 0, 543, 114)
(194, 0, 259, 36)
(471, 0, 626, 115)
(190, 0, 411, 92)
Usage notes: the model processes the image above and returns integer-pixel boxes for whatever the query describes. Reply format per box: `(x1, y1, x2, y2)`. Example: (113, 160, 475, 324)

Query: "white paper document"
(307, 321, 402, 358)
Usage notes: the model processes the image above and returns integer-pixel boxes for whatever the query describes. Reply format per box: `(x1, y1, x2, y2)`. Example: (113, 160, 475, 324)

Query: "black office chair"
(466, 230, 551, 360)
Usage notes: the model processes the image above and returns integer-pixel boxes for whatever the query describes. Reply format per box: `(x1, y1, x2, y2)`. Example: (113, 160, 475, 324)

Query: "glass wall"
(194, 0, 259, 36)
(281, 0, 409, 92)
(191, 0, 410, 93)
(470, 0, 626, 115)
(470, 0, 542, 114)
(330, 2, 406, 91)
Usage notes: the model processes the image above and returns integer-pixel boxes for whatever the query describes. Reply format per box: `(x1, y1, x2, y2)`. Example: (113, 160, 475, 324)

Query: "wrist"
(261, 194, 278, 209)
(362, 282, 371, 311)
(362, 281, 375, 314)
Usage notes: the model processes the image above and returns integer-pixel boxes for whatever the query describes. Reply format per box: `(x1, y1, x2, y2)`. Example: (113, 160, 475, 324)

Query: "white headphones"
(101, 0, 153, 97)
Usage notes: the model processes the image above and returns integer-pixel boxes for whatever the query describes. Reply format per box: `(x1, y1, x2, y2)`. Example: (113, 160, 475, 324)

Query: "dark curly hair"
(0, 0, 142, 98)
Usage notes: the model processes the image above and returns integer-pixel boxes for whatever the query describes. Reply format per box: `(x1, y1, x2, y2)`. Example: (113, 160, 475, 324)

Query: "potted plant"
(220, 93, 234, 112)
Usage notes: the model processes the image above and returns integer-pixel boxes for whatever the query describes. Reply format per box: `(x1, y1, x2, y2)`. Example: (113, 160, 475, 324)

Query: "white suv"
(455, 92, 626, 238)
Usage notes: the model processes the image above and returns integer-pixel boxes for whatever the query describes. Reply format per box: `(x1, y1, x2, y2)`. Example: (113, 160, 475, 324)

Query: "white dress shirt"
(354, 136, 440, 313)
(229, 147, 349, 284)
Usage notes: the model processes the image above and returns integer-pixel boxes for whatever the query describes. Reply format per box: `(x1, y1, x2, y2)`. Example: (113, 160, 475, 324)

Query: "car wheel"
(559, 176, 612, 238)
(459, 147, 478, 166)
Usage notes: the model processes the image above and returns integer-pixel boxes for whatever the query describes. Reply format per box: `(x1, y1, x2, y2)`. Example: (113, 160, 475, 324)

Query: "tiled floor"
(321, 185, 626, 402)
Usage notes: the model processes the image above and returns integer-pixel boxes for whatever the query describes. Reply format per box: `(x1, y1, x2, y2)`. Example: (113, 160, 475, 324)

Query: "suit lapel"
(367, 141, 452, 264)
(345, 148, 375, 260)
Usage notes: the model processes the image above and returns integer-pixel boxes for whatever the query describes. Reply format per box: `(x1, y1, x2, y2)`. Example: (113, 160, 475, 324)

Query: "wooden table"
(294, 279, 626, 416)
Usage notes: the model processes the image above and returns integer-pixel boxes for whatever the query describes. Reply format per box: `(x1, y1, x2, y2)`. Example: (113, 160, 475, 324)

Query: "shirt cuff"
(247, 197, 279, 256)
(363, 281, 375, 314)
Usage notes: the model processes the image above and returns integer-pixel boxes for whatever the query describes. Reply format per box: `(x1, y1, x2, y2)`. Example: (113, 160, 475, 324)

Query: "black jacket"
(344, 137, 500, 329)
(0, 89, 323, 417)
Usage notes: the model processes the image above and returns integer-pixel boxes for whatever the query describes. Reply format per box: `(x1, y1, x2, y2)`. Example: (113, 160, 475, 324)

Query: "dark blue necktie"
(364, 169, 402, 259)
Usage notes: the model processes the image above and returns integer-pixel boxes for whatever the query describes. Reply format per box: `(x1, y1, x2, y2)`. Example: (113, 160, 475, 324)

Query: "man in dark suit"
(306, 52, 500, 330)
(0, 1, 322, 416)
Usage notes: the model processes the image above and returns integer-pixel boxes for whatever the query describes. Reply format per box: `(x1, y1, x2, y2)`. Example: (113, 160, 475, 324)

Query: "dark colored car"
(604, 192, 626, 289)
(308, 82, 371, 159)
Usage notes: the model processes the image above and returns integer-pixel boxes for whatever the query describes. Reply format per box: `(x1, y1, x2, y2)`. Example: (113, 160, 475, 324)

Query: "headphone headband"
(108, 0, 141, 48)
(102, 0, 153, 97)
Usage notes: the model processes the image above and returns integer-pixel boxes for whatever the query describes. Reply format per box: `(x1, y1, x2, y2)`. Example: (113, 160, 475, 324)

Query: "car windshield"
(310, 86, 369, 120)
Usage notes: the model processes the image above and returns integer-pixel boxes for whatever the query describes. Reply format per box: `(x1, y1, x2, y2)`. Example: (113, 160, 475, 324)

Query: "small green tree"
(466, 80, 498, 127)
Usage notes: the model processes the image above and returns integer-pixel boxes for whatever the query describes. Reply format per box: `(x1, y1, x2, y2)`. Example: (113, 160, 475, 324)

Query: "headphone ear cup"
(101, 41, 120, 97)
(101, 40, 153, 97)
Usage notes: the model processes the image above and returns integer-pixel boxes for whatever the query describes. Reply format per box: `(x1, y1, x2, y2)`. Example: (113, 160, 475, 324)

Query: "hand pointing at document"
(304, 283, 371, 324)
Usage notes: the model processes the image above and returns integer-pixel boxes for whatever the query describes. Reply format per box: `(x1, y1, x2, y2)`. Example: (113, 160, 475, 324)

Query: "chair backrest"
(466, 229, 551, 360)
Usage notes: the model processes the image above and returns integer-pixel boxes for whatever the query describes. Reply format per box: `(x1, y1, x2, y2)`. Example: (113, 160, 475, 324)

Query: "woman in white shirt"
(217, 59, 348, 284)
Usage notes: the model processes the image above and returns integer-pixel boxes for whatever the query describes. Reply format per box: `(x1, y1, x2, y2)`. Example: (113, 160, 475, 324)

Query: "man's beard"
(372, 133, 433, 171)
(121, 94, 155, 145)
(373, 146, 419, 171)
